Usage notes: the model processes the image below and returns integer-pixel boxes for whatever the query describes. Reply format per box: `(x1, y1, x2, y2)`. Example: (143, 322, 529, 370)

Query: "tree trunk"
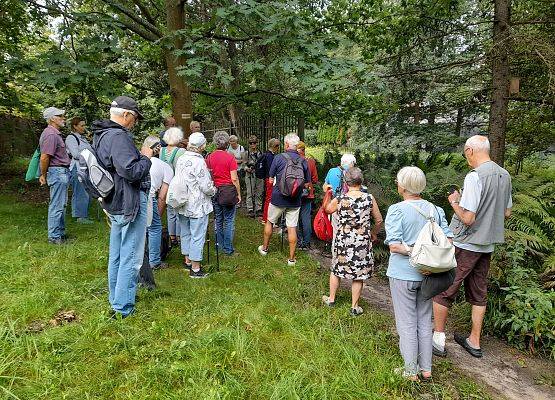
(488, 0, 511, 166)
(413, 102, 421, 124)
(165, 0, 193, 135)
(456, 108, 464, 136)
(428, 104, 436, 125)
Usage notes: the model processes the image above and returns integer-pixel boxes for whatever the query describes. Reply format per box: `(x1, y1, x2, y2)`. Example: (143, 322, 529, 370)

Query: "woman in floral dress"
(321, 167, 383, 315)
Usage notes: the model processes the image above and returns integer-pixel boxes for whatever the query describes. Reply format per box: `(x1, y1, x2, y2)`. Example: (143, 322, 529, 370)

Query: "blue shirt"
(269, 150, 310, 208)
(384, 200, 453, 282)
(324, 167, 343, 195)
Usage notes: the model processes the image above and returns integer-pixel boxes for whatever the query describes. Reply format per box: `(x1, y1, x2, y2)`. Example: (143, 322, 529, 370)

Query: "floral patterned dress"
(331, 192, 374, 280)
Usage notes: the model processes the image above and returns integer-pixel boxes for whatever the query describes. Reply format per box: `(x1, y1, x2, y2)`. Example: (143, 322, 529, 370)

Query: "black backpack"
(254, 152, 269, 179)
(160, 227, 172, 261)
(278, 153, 305, 197)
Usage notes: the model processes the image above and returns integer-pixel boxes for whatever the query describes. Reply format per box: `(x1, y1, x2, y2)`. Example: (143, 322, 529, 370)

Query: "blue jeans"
(70, 166, 90, 218)
(166, 205, 180, 236)
(107, 191, 148, 316)
(179, 214, 209, 261)
(212, 199, 236, 254)
(147, 197, 162, 267)
(47, 167, 70, 240)
(297, 199, 313, 247)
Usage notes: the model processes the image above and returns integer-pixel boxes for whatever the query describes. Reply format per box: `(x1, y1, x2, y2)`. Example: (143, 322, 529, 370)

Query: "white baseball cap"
(189, 132, 206, 147)
(43, 107, 65, 120)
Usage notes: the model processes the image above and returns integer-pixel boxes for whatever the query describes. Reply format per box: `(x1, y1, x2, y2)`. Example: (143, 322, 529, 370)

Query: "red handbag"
(313, 190, 333, 242)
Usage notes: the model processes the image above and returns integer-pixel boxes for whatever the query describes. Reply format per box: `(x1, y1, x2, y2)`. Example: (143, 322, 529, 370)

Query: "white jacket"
(173, 151, 216, 218)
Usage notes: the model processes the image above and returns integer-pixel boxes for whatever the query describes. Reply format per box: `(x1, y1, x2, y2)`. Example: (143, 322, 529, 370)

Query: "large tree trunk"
(165, 0, 193, 135)
(488, 0, 511, 166)
(456, 107, 464, 136)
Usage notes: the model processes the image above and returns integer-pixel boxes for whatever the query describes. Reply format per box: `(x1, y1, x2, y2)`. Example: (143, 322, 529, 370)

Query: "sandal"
(418, 372, 432, 382)
(394, 367, 418, 382)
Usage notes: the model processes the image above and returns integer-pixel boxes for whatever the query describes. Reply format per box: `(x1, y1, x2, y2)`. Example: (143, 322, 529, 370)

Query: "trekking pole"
(249, 173, 255, 217)
(214, 217, 220, 272)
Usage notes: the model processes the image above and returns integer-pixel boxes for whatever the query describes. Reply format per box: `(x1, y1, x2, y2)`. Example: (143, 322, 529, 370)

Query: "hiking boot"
(76, 218, 93, 224)
(258, 245, 268, 256)
(454, 332, 483, 358)
(151, 262, 169, 270)
(190, 268, 209, 279)
(350, 306, 364, 316)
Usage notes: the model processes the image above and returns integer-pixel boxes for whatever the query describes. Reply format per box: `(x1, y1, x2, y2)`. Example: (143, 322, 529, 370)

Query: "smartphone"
(448, 185, 459, 195)
(150, 141, 161, 150)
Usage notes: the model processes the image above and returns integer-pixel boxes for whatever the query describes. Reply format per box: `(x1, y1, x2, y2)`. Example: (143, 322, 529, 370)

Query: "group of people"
(38, 96, 513, 382)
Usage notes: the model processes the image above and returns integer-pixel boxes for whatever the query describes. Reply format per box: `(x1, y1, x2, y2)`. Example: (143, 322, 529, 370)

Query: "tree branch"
(131, 0, 158, 27)
(100, 0, 162, 39)
(379, 58, 481, 78)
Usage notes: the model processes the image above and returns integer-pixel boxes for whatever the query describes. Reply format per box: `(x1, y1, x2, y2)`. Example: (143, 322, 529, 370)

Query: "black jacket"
(91, 119, 151, 222)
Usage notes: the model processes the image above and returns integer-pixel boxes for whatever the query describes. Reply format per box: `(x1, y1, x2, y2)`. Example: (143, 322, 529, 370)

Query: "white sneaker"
(287, 259, 296, 267)
(432, 331, 447, 357)
(258, 245, 268, 256)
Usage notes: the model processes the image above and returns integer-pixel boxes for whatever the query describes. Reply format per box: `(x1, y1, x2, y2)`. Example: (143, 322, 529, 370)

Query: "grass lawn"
(0, 192, 492, 399)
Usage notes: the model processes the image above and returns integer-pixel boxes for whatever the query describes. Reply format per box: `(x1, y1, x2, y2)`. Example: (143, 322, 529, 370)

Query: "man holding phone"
(433, 135, 512, 358)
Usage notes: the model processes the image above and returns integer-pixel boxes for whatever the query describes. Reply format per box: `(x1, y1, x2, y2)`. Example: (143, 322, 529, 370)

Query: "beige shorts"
(267, 204, 300, 228)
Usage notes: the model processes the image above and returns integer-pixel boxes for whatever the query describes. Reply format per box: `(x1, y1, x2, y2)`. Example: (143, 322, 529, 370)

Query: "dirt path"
(311, 250, 555, 400)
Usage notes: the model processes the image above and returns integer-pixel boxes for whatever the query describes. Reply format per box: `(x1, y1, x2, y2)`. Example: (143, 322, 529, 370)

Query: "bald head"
(465, 135, 490, 153)
(463, 135, 491, 168)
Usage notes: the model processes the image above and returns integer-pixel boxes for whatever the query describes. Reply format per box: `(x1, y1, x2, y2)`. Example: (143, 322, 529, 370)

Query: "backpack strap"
(167, 147, 179, 166)
(405, 201, 440, 222)
(68, 133, 81, 146)
(160, 147, 167, 162)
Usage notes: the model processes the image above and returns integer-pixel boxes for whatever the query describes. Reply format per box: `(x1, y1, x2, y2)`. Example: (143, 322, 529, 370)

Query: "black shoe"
(183, 261, 192, 270)
(190, 268, 209, 279)
(454, 332, 483, 358)
(432, 345, 447, 357)
(151, 262, 169, 270)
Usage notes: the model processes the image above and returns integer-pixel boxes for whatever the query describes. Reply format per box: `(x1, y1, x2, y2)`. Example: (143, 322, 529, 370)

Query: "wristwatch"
(450, 200, 459, 205)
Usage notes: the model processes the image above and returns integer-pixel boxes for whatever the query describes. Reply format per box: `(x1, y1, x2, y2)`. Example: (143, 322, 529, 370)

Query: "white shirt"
(227, 145, 245, 170)
(455, 171, 512, 253)
(149, 157, 174, 197)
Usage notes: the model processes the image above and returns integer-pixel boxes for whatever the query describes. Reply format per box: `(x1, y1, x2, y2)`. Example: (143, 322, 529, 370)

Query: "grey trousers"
(245, 173, 264, 213)
(389, 278, 433, 375)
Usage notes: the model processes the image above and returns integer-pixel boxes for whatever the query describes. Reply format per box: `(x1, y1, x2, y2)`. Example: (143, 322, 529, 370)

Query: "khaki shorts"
(267, 204, 300, 228)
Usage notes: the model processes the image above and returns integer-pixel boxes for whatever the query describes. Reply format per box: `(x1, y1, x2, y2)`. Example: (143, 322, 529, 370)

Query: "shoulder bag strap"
(405, 201, 432, 221)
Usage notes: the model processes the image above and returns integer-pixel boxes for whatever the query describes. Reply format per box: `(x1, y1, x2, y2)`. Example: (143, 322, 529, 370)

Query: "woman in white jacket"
(174, 132, 216, 278)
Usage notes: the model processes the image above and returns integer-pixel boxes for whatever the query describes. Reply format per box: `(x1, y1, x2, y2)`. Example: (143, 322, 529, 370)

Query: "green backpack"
(25, 147, 41, 181)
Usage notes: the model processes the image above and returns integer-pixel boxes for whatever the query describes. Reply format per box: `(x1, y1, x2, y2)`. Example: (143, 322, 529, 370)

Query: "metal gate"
(202, 116, 304, 151)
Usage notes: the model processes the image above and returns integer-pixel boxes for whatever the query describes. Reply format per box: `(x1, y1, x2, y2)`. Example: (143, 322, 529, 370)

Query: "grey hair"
(397, 166, 426, 195)
(341, 153, 356, 167)
(284, 133, 300, 150)
(142, 135, 159, 149)
(229, 135, 239, 142)
(344, 167, 364, 186)
(163, 127, 184, 146)
(465, 135, 490, 153)
(110, 107, 134, 117)
(213, 131, 230, 150)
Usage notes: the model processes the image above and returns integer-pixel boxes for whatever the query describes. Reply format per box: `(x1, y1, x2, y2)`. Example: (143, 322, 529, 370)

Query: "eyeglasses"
(249, 141, 257, 144)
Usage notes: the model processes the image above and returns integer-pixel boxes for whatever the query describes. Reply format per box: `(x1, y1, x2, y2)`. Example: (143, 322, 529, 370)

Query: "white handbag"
(166, 173, 190, 209)
(403, 202, 457, 273)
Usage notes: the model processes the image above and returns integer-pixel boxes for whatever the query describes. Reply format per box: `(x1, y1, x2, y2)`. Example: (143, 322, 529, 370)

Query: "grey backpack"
(76, 132, 114, 199)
